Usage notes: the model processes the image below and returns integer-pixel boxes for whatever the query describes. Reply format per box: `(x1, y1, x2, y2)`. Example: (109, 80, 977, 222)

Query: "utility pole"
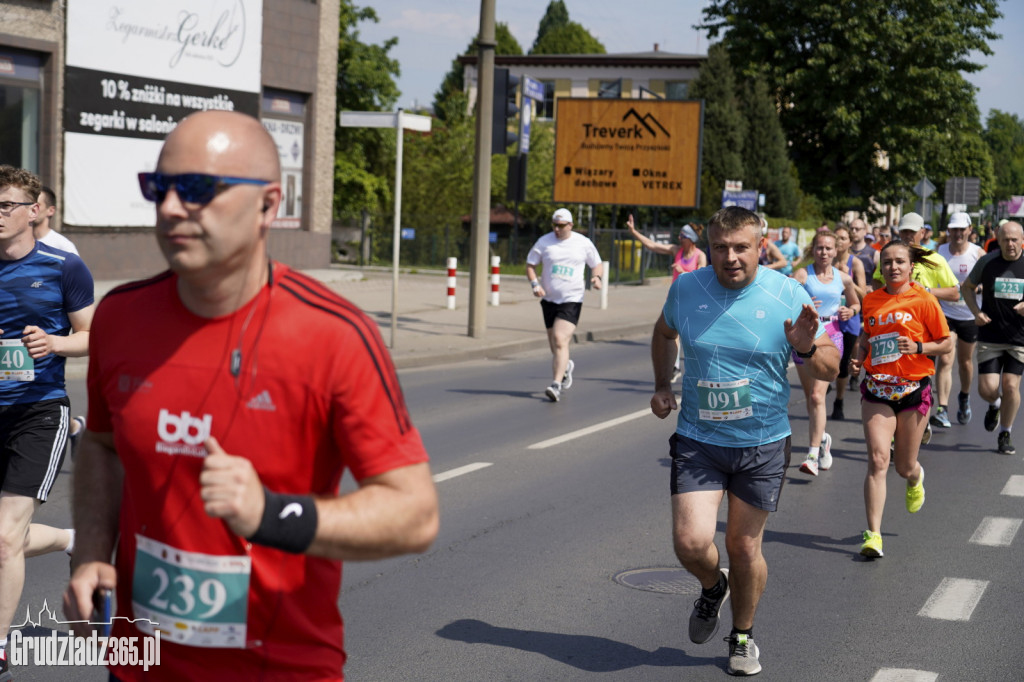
(468, 0, 496, 338)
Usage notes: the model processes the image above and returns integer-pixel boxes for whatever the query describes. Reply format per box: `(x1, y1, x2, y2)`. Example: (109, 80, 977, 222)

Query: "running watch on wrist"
(795, 344, 817, 359)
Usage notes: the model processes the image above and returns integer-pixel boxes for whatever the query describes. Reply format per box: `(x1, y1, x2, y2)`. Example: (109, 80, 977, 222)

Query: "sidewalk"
(66, 265, 673, 377)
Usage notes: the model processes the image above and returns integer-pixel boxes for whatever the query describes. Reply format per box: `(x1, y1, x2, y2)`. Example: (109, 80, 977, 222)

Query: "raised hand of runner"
(783, 303, 820, 353)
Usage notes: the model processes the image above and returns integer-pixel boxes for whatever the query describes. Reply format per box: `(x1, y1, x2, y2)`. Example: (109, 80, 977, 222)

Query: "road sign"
(522, 76, 544, 102)
(553, 99, 703, 208)
(913, 177, 935, 199)
(944, 177, 980, 206)
(721, 190, 758, 211)
(519, 98, 533, 153)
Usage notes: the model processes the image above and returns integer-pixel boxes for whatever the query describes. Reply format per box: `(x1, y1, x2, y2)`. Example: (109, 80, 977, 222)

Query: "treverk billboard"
(553, 99, 702, 208)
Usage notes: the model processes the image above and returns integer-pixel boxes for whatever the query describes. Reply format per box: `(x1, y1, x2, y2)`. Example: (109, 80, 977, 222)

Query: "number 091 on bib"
(697, 378, 752, 421)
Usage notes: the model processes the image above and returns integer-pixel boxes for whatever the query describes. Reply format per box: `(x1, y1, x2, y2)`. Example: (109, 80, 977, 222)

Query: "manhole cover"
(612, 567, 702, 595)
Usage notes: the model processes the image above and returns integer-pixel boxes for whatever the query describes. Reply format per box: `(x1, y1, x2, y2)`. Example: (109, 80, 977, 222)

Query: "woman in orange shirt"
(849, 241, 952, 559)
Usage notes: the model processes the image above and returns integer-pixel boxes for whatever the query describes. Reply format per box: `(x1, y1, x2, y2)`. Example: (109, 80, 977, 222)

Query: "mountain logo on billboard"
(106, 1, 248, 70)
(582, 108, 671, 141)
(622, 109, 670, 139)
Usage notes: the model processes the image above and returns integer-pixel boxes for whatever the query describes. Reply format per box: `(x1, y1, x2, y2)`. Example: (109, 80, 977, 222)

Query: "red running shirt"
(87, 263, 429, 681)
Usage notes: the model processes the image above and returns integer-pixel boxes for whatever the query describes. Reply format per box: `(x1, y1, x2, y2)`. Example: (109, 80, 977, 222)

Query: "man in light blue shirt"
(648, 206, 838, 676)
(774, 226, 801, 276)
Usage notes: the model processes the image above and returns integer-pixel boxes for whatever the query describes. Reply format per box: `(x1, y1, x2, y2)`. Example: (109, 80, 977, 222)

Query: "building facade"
(0, 0, 338, 279)
(459, 48, 705, 120)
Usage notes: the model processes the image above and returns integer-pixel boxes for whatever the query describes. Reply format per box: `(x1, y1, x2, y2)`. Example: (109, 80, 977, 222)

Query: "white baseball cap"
(898, 212, 925, 231)
(947, 211, 971, 229)
(552, 208, 573, 224)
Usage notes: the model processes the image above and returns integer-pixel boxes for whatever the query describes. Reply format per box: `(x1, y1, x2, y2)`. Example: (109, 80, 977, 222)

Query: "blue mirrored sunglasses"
(138, 172, 270, 205)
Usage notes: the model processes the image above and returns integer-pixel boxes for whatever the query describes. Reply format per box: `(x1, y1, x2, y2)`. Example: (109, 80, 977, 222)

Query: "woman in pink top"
(625, 214, 707, 381)
(625, 214, 706, 281)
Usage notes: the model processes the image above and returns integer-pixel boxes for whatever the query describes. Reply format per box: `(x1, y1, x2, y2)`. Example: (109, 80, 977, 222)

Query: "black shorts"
(540, 300, 583, 329)
(945, 316, 979, 343)
(0, 397, 69, 501)
(669, 433, 791, 512)
(977, 342, 1024, 376)
(838, 331, 858, 379)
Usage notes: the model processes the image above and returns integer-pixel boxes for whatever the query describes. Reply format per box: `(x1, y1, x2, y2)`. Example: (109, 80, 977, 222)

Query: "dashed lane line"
(528, 408, 652, 450)
(433, 462, 493, 483)
(1001, 475, 1024, 497)
(969, 516, 1022, 547)
(870, 670, 938, 682)
(918, 577, 988, 621)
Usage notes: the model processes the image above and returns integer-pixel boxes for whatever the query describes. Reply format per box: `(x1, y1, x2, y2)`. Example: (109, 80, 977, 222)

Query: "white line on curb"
(918, 577, 988, 621)
(528, 408, 652, 450)
(433, 462, 493, 483)
(969, 517, 1022, 547)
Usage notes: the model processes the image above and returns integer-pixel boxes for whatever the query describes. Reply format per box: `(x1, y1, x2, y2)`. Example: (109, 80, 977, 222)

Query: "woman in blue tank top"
(792, 230, 861, 477)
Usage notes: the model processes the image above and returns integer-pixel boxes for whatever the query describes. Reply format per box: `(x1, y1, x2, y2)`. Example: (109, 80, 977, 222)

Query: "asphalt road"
(9, 338, 1024, 680)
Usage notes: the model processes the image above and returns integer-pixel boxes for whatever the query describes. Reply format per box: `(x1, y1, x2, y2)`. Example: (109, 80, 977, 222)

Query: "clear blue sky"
(357, 0, 1024, 122)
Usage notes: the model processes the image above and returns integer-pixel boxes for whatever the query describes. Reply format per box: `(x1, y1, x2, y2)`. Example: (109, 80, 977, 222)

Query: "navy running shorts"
(669, 433, 791, 512)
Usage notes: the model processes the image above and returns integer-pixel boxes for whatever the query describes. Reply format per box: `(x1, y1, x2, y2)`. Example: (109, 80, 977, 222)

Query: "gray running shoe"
(921, 423, 932, 445)
(998, 431, 1015, 455)
(725, 633, 761, 676)
(68, 415, 86, 459)
(929, 408, 951, 429)
(957, 393, 972, 425)
(561, 359, 574, 390)
(544, 383, 561, 402)
(689, 568, 729, 644)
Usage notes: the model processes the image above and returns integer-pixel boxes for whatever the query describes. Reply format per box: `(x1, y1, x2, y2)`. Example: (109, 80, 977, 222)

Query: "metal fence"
(333, 211, 678, 285)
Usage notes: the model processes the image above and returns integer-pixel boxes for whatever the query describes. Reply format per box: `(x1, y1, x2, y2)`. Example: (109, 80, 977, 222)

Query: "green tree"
(399, 105, 477, 263)
(433, 23, 523, 123)
(335, 2, 401, 217)
(531, 22, 606, 55)
(700, 0, 1001, 216)
(532, 0, 570, 52)
(739, 77, 799, 218)
(689, 43, 745, 217)
(984, 110, 1024, 200)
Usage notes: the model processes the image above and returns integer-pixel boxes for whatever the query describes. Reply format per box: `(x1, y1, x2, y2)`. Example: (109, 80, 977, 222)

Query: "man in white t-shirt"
(525, 208, 604, 402)
(30, 186, 86, 451)
(931, 211, 986, 428)
(32, 186, 79, 256)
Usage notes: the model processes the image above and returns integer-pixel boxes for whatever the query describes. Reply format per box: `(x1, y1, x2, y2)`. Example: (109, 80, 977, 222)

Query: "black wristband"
(247, 488, 319, 554)
(916, 341, 923, 355)
(795, 344, 817, 359)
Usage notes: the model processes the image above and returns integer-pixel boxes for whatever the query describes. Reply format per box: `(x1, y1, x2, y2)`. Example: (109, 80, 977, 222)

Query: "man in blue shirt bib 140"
(0, 166, 95, 678)
(648, 206, 838, 676)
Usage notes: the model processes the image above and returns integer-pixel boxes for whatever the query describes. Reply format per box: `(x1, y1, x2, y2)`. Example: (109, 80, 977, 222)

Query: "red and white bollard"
(490, 256, 500, 306)
(446, 257, 457, 310)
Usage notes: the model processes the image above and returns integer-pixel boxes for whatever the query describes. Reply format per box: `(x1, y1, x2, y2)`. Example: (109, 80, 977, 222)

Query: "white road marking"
(918, 577, 988, 621)
(432, 462, 493, 483)
(528, 408, 653, 450)
(970, 516, 1022, 547)
(870, 669, 938, 682)
(1001, 475, 1024, 497)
